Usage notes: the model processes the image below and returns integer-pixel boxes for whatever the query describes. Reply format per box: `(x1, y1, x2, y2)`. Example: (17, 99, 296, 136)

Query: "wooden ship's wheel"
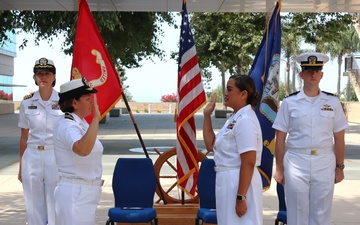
(153, 147, 207, 204)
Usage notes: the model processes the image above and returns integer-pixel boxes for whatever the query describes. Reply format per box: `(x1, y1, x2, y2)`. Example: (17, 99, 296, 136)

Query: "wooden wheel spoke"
(154, 147, 206, 204)
(164, 160, 177, 172)
(165, 181, 178, 194)
(153, 148, 162, 156)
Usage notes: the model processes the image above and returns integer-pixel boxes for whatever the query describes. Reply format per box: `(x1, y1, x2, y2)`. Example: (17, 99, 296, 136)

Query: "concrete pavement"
(0, 112, 359, 225)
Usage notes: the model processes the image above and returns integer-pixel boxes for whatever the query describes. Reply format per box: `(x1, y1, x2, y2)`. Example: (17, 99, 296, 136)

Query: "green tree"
(281, 14, 303, 94)
(123, 88, 133, 102)
(278, 81, 286, 101)
(285, 13, 354, 93)
(317, 26, 360, 96)
(0, 10, 175, 75)
(207, 85, 223, 103)
(288, 13, 353, 44)
(341, 84, 359, 101)
(190, 12, 266, 108)
(0, 10, 175, 100)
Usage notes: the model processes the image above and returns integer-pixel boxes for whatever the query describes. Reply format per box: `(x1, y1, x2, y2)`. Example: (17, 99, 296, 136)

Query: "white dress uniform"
(18, 90, 63, 225)
(273, 89, 348, 225)
(53, 112, 104, 225)
(213, 104, 263, 225)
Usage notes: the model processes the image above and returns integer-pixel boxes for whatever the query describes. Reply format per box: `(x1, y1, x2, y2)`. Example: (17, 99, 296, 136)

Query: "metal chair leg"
(195, 218, 203, 225)
(105, 218, 114, 225)
(150, 218, 158, 225)
(275, 219, 286, 225)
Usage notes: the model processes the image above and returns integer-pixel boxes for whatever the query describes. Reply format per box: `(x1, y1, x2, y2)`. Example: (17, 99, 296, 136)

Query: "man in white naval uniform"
(273, 52, 348, 225)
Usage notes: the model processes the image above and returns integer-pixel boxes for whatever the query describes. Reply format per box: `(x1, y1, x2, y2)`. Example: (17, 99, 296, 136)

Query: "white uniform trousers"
(54, 181, 102, 225)
(284, 148, 335, 225)
(21, 147, 58, 225)
(215, 167, 263, 225)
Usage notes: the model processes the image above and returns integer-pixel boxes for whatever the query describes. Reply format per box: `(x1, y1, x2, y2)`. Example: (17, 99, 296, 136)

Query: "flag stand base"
(114, 204, 200, 225)
(155, 203, 199, 225)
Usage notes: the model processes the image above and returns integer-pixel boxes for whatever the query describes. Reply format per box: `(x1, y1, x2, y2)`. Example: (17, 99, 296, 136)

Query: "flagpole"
(121, 91, 150, 158)
(121, 90, 167, 204)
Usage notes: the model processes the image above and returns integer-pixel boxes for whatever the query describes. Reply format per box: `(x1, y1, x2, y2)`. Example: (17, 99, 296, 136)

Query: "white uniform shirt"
(18, 90, 63, 145)
(214, 104, 263, 167)
(273, 89, 349, 149)
(53, 113, 104, 181)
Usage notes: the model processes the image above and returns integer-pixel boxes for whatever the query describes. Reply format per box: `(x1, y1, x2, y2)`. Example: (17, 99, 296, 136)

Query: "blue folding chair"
(105, 158, 158, 225)
(195, 158, 217, 225)
(275, 182, 287, 225)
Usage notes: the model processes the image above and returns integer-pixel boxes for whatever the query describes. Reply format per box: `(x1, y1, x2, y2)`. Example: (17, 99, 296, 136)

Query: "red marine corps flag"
(71, 0, 122, 122)
(176, 0, 206, 197)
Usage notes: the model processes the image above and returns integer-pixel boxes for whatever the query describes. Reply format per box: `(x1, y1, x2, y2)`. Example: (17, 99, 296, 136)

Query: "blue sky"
(12, 18, 348, 102)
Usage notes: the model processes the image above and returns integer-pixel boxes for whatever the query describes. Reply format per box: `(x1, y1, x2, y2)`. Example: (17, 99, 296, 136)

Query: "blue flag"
(249, 0, 281, 190)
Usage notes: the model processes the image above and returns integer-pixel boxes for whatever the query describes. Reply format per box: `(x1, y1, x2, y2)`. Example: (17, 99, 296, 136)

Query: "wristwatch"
(336, 164, 345, 170)
(236, 194, 246, 201)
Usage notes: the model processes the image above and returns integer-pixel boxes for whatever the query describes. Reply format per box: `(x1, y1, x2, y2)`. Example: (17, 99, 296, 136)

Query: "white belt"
(214, 166, 239, 172)
(287, 147, 333, 156)
(59, 176, 104, 186)
(27, 144, 54, 151)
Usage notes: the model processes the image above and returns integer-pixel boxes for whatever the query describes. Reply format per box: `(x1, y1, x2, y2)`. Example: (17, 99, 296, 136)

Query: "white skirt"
(215, 167, 263, 225)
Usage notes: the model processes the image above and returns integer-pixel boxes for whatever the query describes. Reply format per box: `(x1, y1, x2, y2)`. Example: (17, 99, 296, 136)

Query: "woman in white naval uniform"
(273, 52, 348, 225)
(203, 74, 263, 225)
(53, 78, 103, 225)
(18, 58, 62, 225)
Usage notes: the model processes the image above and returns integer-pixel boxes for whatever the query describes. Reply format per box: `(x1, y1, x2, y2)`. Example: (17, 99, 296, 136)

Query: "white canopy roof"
(0, 0, 359, 13)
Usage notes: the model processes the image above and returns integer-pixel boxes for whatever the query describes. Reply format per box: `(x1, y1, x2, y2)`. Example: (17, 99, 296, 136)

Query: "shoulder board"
(321, 91, 335, 96)
(285, 91, 300, 98)
(65, 112, 74, 120)
(23, 93, 34, 100)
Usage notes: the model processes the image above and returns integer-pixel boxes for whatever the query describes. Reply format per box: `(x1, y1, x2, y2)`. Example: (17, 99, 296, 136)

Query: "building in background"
(0, 31, 17, 114)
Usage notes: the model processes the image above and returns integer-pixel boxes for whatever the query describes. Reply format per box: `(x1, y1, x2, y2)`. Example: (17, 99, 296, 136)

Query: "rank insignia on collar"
(321, 104, 333, 111)
(28, 105, 37, 109)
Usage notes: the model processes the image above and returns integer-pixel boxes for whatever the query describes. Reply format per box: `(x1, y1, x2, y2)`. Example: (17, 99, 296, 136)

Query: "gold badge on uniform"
(321, 104, 333, 111)
(308, 56, 317, 65)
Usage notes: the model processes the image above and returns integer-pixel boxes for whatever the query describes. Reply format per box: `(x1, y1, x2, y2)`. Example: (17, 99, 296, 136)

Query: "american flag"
(176, 0, 206, 197)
